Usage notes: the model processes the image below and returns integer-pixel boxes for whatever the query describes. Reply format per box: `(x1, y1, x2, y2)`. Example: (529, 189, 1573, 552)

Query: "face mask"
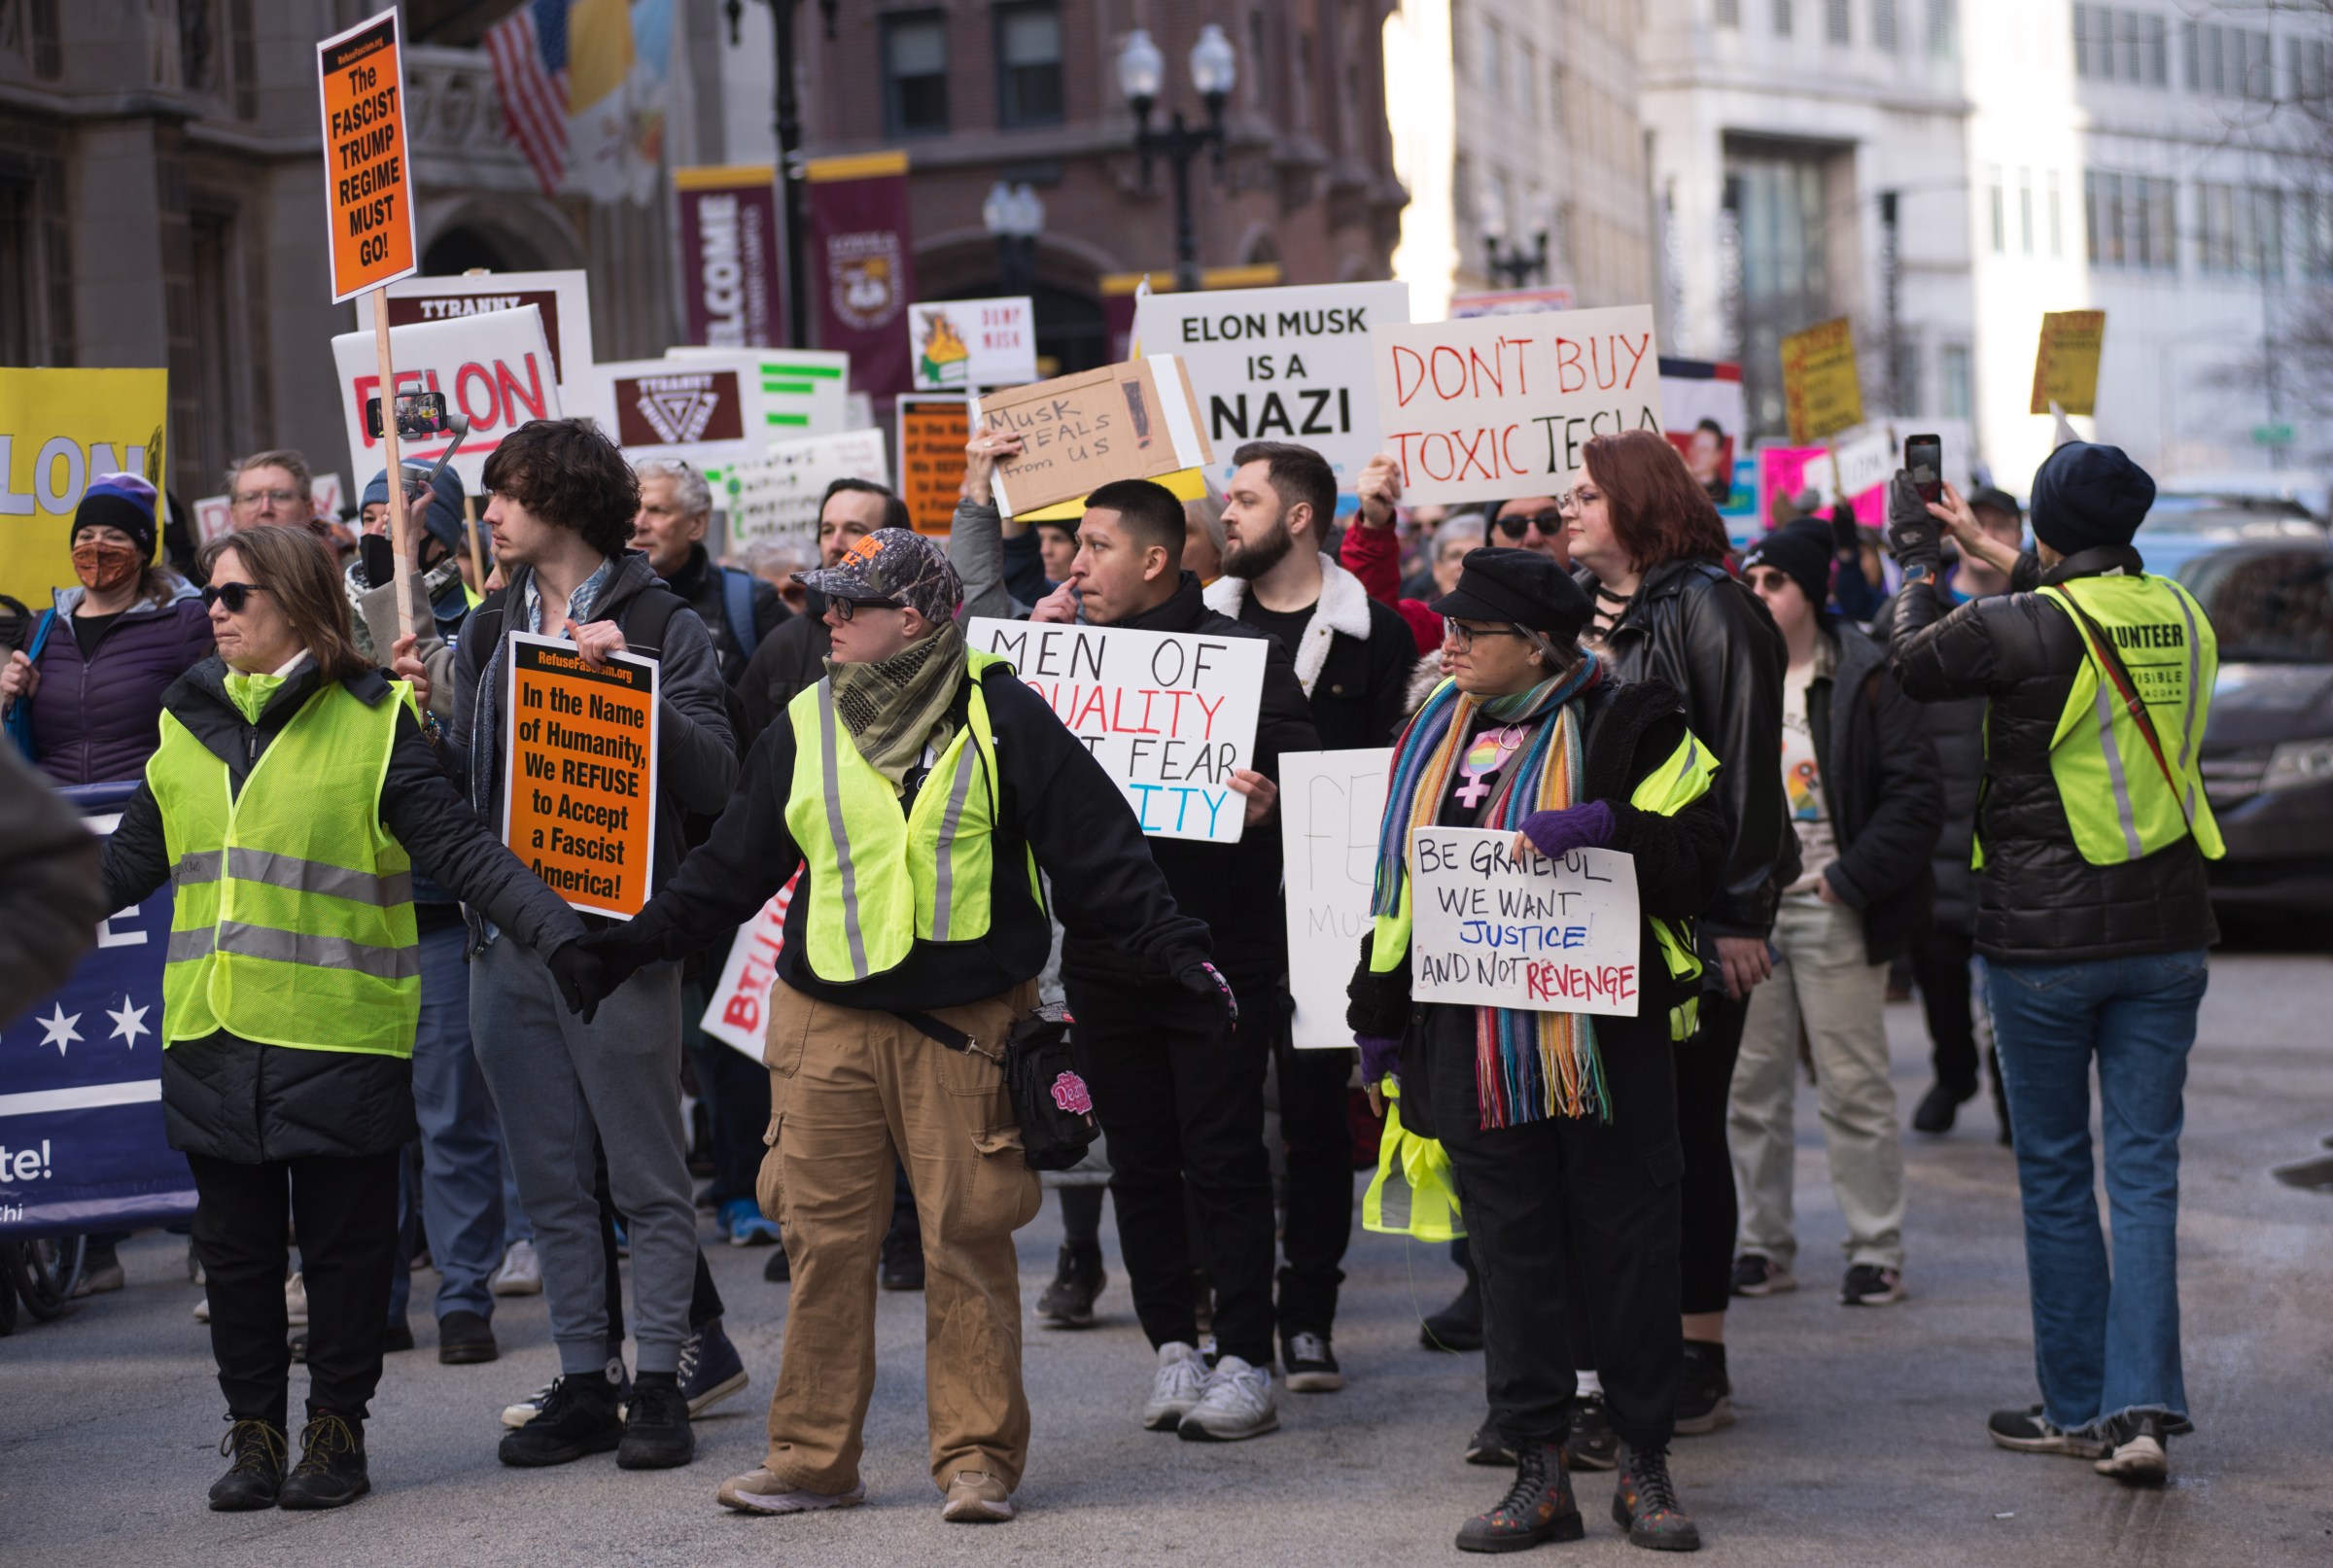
(73, 540, 142, 593)
(360, 532, 397, 589)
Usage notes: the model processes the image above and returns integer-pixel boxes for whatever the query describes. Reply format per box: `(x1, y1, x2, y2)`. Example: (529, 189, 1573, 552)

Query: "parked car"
(2139, 496, 2327, 583)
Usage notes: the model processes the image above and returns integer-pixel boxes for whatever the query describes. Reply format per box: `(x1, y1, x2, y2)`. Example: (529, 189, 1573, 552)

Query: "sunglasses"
(1495, 509, 1565, 540)
(830, 595, 903, 622)
(200, 581, 273, 613)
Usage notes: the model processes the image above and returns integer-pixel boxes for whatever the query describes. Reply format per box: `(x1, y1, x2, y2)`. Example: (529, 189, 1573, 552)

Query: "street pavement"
(3, 951, 2329, 1566)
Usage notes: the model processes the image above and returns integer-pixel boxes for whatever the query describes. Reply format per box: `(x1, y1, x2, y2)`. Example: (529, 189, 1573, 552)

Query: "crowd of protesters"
(0, 407, 2225, 1545)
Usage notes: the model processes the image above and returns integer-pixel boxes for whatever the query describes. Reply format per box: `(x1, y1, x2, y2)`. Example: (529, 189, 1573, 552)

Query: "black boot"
(208, 1418, 287, 1512)
(498, 1371, 624, 1466)
(1612, 1445, 1700, 1551)
(1673, 1342, 1734, 1436)
(1911, 1080, 1975, 1134)
(277, 1411, 369, 1511)
(880, 1224, 925, 1291)
(1036, 1242, 1105, 1328)
(1455, 1439, 1583, 1553)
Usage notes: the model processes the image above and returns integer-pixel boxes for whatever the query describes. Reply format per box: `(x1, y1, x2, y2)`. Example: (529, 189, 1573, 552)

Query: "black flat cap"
(1429, 545, 1590, 644)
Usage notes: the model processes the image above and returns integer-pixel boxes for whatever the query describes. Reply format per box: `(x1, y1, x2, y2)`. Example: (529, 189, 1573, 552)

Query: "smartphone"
(366, 390, 453, 441)
(1904, 432, 1943, 505)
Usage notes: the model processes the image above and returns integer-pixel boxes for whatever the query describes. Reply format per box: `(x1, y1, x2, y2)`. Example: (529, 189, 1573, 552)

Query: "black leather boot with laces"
(1456, 1438, 1584, 1553)
(1612, 1444, 1700, 1551)
(277, 1411, 369, 1510)
(208, 1418, 288, 1511)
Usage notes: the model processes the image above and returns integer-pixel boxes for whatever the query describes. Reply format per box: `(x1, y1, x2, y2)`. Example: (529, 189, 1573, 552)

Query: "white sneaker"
(1142, 1341, 1208, 1431)
(1177, 1354, 1279, 1442)
(491, 1238, 543, 1297)
(285, 1272, 308, 1327)
(192, 1294, 210, 1323)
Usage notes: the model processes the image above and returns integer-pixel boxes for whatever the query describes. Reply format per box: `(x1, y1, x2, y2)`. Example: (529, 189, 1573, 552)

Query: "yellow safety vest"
(148, 679, 421, 1056)
(1362, 1084, 1466, 1241)
(2035, 576, 2224, 867)
(784, 651, 1038, 984)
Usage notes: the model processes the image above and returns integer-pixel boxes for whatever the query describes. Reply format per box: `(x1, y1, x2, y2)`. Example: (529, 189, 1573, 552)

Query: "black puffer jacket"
(740, 587, 832, 744)
(99, 661, 588, 1163)
(1872, 590, 1985, 936)
(1805, 618, 1941, 963)
(1888, 544, 2218, 962)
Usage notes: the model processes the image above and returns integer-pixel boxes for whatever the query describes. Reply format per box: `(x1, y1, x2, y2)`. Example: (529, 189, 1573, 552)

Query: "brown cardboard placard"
(973, 355, 1211, 517)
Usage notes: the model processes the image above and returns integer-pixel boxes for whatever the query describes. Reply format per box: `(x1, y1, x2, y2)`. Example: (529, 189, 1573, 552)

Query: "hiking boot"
(498, 1371, 624, 1465)
(716, 1468, 865, 1514)
(1841, 1264, 1904, 1306)
(879, 1226, 924, 1291)
(491, 1237, 541, 1296)
(1464, 1417, 1515, 1467)
(1912, 1079, 1976, 1134)
(1282, 1331, 1343, 1392)
(1988, 1404, 2108, 1458)
(1035, 1242, 1105, 1328)
(616, 1373, 696, 1469)
(1673, 1342, 1733, 1436)
(1729, 1254, 1795, 1298)
(1142, 1342, 1208, 1431)
(1421, 1276, 1483, 1351)
(2093, 1411, 2170, 1484)
(1564, 1393, 1620, 1472)
(678, 1317, 749, 1416)
(208, 1418, 287, 1512)
(1455, 1439, 1583, 1553)
(940, 1468, 1015, 1522)
(437, 1308, 498, 1365)
(1612, 1444, 1700, 1551)
(719, 1197, 781, 1248)
(1178, 1354, 1279, 1442)
(277, 1412, 369, 1511)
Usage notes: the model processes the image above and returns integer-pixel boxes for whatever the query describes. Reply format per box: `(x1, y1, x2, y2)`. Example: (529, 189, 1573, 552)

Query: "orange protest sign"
(897, 395, 970, 535)
(503, 633, 660, 920)
(317, 8, 417, 304)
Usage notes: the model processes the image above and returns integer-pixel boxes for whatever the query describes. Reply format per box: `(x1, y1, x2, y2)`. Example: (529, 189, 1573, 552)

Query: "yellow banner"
(1778, 317, 1863, 446)
(2030, 310, 2107, 416)
(0, 368, 169, 606)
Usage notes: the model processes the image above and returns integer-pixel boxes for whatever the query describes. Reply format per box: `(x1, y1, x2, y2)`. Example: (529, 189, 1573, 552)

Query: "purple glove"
(1518, 800, 1616, 861)
(1356, 1033, 1402, 1089)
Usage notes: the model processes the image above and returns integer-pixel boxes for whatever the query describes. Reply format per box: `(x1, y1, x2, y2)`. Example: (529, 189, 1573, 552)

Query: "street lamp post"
(1117, 24, 1236, 293)
(982, 181, 1046, 296)
(724, 0, 839, 348)
(1482, 224, 1550, 289)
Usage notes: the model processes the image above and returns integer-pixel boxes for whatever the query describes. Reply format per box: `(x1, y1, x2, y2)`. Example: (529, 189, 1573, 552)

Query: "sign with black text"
(1409, 828, 1639, 1016)
(1282, 749, 1393, 1048)
(502, 633, 659, 920)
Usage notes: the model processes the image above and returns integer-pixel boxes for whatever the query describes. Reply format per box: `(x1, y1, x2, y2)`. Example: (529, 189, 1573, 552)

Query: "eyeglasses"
(200, 581, 273, 613)
(1442, 619, 1531, 649)
(830, 596, 902, 622)
(231, 488, 302, 508)
(1495, 509, 1564, 540)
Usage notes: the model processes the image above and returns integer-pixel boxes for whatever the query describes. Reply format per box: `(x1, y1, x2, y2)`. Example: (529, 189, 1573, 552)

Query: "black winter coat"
(99, 661, 587, 1164)
(740, 587, 832, 744)
(669, 542, 787, 686)
(1804, 618, 1942, 964)
(1203, 557, 1418, 750)
(1872, 590, 1985, 936)
(1888, 545, 2218, 962)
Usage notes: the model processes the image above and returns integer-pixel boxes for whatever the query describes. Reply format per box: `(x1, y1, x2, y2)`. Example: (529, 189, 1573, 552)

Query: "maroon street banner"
(675, 164, 784, 349)
(806, 149, 916, 398)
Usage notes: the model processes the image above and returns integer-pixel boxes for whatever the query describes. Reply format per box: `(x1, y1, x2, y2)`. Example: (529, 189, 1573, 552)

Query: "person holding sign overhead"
(1346, 547, 1727, 1553)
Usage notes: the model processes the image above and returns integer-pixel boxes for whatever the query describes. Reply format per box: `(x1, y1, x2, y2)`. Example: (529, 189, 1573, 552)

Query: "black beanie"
(2029, 441, 2153, 556)
(1742, 517, 1834, 611)
(73, 472, 159, 562)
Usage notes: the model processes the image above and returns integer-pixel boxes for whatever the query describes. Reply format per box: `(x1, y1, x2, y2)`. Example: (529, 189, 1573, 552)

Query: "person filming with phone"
(1886, 439, 2223, 1490)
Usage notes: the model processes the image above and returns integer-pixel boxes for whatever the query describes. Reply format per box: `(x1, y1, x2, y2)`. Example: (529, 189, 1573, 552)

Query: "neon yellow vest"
(784, 652, 1037, 984)
(2034, 576, 2224, 867)
(148, 679, 421, 1057)
(1362, 1084, 1466, 1241)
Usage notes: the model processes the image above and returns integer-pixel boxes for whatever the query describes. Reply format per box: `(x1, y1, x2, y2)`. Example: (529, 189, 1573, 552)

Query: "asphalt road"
(3, 952, 2330, 1566)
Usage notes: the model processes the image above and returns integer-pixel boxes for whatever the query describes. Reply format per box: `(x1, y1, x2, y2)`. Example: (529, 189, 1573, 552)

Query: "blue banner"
(0, 780, 194, 1237)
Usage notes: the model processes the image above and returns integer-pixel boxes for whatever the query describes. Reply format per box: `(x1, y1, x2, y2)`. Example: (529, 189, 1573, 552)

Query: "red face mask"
(73, 540, 143, 593)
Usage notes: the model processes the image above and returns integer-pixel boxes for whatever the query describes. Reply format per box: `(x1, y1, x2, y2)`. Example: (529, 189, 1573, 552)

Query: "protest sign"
(331, 305, 560, 489)
(973, 357, 1212, 517)
(1449, 285, 1576, 318)
(1779, 317, 1863, 445)
(2030, 310, 2107, 416)
(582, 355, 752, 471)
(897, 395, 971, 535)
(909, 296, 1037, 391)
(665, 346, 852, 441)
(316, 8, 416, 303)
(1281, 749, 1393, 1049)
(1136, 280, 1410, 494)
(967, 616, 1267, 844)
(674, 165, 785, 349)
(725, 428, 891, 546)
(374, 268, 595, 384)
(1, 781, 195, 1237)
(1371, 303, 1661, 505)
(192, 495, 233, 547)
(1409, 828, 1640, 1017)
(502, 632, 659, 920)
(0, 367, 167, 606)
(700, 872, 801, 1060)
(312, 472, 345, 525)
(1659, 357, 1746, 509)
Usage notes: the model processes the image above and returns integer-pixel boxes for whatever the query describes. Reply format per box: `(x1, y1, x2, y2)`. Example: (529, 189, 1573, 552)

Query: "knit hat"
(74, 472, 159, 561)
(1428, 544, 1590, 643)
(363, 461, 470, 562)
(2028, 441, 2154, 556)
(1742, 516, 1835, 611)
(796, 527, 963, 624)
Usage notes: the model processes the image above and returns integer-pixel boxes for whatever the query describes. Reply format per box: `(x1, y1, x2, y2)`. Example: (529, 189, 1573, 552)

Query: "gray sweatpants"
(471, 936, 696, 1376)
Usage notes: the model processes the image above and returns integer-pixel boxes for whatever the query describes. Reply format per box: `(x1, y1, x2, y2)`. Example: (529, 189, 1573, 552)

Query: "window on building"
(2185, 21, 2274, 99)
(1726, 145, 1834, 436)
(1716, 0, 1741, 25)
(994, 3, 1063, 128)
(2197, 184, 2288, 278)
(2297, 190, 2333, 278)
(1450, 0, 1466, 76)
(2073, 7, 2167, 86)
(1520, 43, 1539, 122)
(1940, 344, 1972, 420)
(1828, 0, 1851, 44)
(882, 12, 950, 136)
(1988, 165, 2004, 252)
(1454, 153, 1478, 226)
(1485, 18, 1505, 99)
(2047, 170, 2063, 256)
(2087, 169, 2178, 272)
(2298, 39, 2331, 106)
(1928, 0, 1957, 55)
(1774, 0, 1793, 37)
(2020, 170, 2035, 254)
(1873, 0, 1898, 52)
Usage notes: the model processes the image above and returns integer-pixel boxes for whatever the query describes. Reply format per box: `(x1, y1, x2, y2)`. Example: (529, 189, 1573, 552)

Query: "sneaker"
(1421, 1277, 1483, 1351)
(940, 1468, 1015, 1522)
(716, 1468, 866, 1514)
(1911, 1079, 1976, 1134)
(437, 1308, 498, 1366)
(498, 1372, 625, 1465)
(719, 1197, 780, 1248)
(73, 1245, 125, 1297)
(1841, 1264, 1904, 1306)
(1673, 1342, 1734, 1436)
(500, 1365, 634, 1430)
(192, 1294, 210, 1323)
(1464, 1417, 1515, 1468)
(1035, 1243, 1105, 1328)
(277, 1411, 369, 1511)
(1455, 1440, 1582, 1553)
(1564, 1393, 1620, 1472)
(879, 1226, 924, 1290)
(1142, 1342, 1208, 1431)
(763, 1246, 791, 1283)
(1177, 1354, 1278, 1442)
(491, 1239, 542, 1297)
(208, 1418, 287, 1512)
(1729, 1254, 1795, 1298)
(678, 1317, 749, 1416)
(1612, 1444, 1701, 1551)
(1987, 1404, 2108, 1459)
(2094, 1411, 2170, 1484)
(1282, 1331, 1344, 1393)
(285, 1271, 307, 1327)
(616, 1374, 696, 1470)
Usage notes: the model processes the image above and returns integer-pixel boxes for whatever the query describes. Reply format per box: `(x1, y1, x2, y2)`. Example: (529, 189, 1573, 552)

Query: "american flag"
(484, 0, 571, 197)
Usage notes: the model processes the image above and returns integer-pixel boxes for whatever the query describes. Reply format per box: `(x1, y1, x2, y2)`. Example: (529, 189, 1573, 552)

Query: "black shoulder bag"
(890, 1003, 1098, 1171)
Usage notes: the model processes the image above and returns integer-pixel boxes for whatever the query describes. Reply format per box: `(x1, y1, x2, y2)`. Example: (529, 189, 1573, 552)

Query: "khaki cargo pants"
(755, 977, 1042, 1496)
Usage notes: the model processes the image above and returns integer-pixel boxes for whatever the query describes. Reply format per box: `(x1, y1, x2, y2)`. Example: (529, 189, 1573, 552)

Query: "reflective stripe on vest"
(1361, 1088, 1466, 1242)
(2035, 577, 2225, 867)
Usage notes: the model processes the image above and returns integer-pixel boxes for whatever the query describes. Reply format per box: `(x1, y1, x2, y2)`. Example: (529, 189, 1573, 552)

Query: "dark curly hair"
(481, 418, 639, 559)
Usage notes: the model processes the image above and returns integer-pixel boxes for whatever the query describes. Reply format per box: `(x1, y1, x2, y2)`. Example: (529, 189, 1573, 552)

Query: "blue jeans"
(400, 920, 512, 1321)
(1985, 949, 2207, 1434)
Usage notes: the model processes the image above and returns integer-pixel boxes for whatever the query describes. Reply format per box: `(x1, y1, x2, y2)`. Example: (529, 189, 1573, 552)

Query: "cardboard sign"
(909, 296, 1037, 391)
(1409, 828, 1639, 1016)
(316, 8, 417, 303)
(502, 632, 659, 920)
(966, 616, 1268, 844)
(972, 357, 1212, 517)
(1281, 749, 1393, 1048)
(1779, 317, 1863, 445)
(664, 347, 853, 440)
(0, 368, 167, 605)
(701, 872, 800, 1060)
(1371, 303, 1661, 505)
(332, 306, 560, 489)
(2031, 310, 2107, 416)
(1136, 281, 1410, 495)
(898, 395, 971, 535)
(1449, 285, 1576, 318)
(373, 269, 595, 385)
(724, 429, 891, 547)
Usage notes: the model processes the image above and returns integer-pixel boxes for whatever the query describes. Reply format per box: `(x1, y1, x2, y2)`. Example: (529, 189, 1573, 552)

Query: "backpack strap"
(2051, 582, 2194, 830)
(615, 584, 688, 662)
(719, 567, 757, 656)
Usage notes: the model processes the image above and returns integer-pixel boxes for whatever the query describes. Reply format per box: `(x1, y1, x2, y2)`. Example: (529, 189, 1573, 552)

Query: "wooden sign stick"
(368, 286, 416, 643)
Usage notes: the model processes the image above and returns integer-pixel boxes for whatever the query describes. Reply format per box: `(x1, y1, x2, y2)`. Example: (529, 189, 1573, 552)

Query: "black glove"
(1177, 960, 1239, 1029)
(545, 940, 611, 1026)
(1884, 471, 1942, 579)
(1829, 502, 1861, 556)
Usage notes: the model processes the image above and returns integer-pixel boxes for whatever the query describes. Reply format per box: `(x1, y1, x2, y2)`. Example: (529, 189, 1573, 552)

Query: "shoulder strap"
(616, 585, 687, 662)
(719, 567, 757, 652)
(25, 607, 56, 662)
(2049, 583, 2193, 829)
(890, 1009, 975, 1053)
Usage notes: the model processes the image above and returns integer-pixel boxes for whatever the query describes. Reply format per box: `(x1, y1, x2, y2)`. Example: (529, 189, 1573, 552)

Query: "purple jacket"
(28, 581, 215, 785)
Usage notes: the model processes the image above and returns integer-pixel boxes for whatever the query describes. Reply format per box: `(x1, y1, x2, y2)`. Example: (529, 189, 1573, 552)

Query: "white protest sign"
(1371, 303, 1662, 505)
(312, 472, 344, 523)
(665, 346, 852, 442)
(331, 305, 561, 488)
(701, 872, 800, 1059)
(1136, 281, 1409, 494)
(724, 428, 890, 547)
(1282, 749, 1393, 1048)
(192, 495, 233, 546)
(909, 296, 1037, 391)
(1828, 422, 1898, 504)
(967, 615, 1268, 844)
(369, 269, 596, 388)
(1409, 827, 1640, 1016)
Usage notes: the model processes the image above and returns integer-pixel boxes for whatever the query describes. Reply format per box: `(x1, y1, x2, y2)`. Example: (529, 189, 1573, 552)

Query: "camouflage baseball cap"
(796, 526, 962, 623)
